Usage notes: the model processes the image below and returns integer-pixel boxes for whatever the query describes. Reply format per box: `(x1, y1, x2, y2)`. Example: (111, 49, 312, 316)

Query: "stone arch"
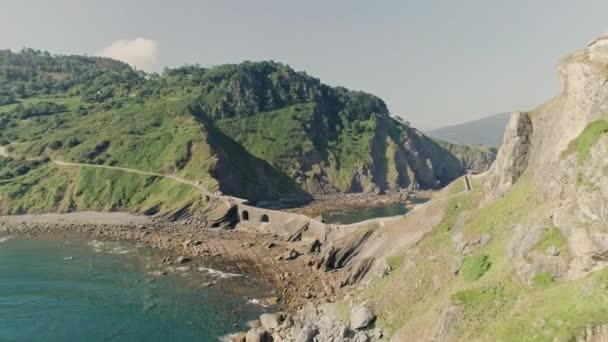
(261, 214, 270, 223)
(242, 210, 249, 221)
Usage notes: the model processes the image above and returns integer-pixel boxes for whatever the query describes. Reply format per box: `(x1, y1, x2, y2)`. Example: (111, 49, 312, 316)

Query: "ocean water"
(0, 236, 268, 342)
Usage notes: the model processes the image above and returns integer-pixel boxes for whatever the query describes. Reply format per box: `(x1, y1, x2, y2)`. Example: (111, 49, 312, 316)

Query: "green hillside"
(0, 49, 492, 214)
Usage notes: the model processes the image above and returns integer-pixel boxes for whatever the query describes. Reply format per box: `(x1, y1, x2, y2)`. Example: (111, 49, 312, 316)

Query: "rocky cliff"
(261, 36, 608, 342)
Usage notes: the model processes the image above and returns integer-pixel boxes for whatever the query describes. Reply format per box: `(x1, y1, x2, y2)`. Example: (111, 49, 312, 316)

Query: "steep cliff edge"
(273, 36, 608, 342)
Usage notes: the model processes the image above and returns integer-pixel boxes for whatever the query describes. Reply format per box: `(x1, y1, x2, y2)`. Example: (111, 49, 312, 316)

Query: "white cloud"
(98, 38, 159, 71)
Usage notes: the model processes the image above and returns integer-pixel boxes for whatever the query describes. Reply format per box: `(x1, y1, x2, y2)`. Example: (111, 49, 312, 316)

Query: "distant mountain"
(426, 112, 510, 147)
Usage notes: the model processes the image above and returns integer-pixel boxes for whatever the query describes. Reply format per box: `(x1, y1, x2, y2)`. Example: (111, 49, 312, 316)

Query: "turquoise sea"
(0, 236, 269, 342)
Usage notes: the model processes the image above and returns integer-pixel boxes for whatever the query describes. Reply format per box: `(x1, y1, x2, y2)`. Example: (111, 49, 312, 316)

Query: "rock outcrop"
(482, 111, 532, 201)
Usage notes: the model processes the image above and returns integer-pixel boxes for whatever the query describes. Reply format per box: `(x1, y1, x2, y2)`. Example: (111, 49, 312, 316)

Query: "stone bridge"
(235, 203, 327, 242)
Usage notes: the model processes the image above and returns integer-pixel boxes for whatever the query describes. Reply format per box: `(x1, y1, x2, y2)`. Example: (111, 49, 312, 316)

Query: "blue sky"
(1, 0, 607, 129)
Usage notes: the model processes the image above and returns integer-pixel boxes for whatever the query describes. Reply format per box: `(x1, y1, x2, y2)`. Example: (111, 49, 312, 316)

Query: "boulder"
(245, 328, 272, 342)
(350, 305, 376, 330)
(229, 333, 246, 342)
(260, 313, 284, 330)
(546, 245, 560, 256)
(295, 325, 318, 342)
(480, 233, 492, 246)
(284, 249, 301, 261)
(176, 256, 190, 264)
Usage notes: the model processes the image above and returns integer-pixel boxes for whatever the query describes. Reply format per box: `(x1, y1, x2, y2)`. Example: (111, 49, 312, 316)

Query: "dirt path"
(53, 160, 210, 194)
(0, 141, 241, 203)
(51, 159, 244, 203)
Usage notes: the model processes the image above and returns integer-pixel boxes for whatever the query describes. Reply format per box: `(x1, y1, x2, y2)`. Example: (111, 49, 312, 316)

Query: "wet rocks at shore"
(235, 304, 382, 342)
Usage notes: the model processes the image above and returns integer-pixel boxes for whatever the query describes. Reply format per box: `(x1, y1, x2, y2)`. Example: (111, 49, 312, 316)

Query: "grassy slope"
(348, 175, 608, 341)
(0, 96, 210, 214)
(562, 119, 608, 162)
(213, 102, 378, 192)
(0, 159, 198, 215)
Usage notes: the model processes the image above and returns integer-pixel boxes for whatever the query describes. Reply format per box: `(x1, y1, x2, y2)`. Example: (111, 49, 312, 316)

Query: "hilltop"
(0, 49, 493, 214)
(426, 112, 510, 147)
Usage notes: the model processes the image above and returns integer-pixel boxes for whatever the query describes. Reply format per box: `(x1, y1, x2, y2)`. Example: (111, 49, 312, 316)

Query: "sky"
(1, 1, 607, 130)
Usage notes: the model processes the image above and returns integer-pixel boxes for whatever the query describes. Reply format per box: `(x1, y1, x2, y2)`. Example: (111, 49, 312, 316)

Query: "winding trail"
(0, 143, 242, 203)
(51, 160, 244, 203)
(53, 160, 212, 195)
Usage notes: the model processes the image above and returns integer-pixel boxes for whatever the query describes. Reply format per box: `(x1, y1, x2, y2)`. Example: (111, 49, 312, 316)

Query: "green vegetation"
(487, 269, 608, 341)
(386, 254, 404, 271)
(433, 138, 498, 173)
(453, 283, 516, 324)
(352, 176, 543, 339)
(0, 158, 199, 214)
(0, 48, 474, 211)
(461, 177, 538, 235)
(562, 119, 608, 162)
(532, 272, 555, 287)
(461, 254, 492, 282)
(533, 226, 570, 259)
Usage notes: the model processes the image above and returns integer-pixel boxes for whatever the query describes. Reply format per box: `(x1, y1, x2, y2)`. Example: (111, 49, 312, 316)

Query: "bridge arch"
(242, 210, 249, 221)
(261, 214, 270, 223)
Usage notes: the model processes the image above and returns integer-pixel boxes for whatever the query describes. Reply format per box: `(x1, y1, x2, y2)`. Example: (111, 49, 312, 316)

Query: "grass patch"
(0, 160, 199, 214)
(453, 283, 516, 325)
(387, 254, 404, 271)
(486, 269, 608, 341)
(562, 119, 608, 162)
(532, 226, 570, 259)
(461, 254, 492, 282)
(532, 272, 555, 287)
(463, 177, 537, 235)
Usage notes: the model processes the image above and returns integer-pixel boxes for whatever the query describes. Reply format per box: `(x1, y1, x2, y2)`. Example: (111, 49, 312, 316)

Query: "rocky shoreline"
(0, 211, 384, 341)
(0, 214, 344, 310)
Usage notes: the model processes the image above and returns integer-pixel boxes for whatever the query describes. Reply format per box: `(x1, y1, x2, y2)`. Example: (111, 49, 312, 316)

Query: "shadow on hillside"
(191, 110, 312, 203)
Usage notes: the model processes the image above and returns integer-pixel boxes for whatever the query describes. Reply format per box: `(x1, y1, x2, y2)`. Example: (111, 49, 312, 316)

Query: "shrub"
(461, 254, 492, 282)
(48, 140, 63, 150)
(532, 272, 555, 287)
(562, 120, 608, 162)
(65, 137, 81, 148)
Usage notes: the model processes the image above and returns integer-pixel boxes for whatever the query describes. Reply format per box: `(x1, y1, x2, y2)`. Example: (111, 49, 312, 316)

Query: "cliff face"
(484, 39, 608, 279)
(434, 139, 497, 174)
(291, 37, 608, 342)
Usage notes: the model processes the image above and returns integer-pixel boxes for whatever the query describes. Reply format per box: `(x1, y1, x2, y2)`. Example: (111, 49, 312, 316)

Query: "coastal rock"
(245, 328, 272, 342)
(308, 239, 322, 254)
(482, 111, 533, 202)
(260, 313, 284, 330)
(295, 325, 318, 342)
(317, 226, 375, 271)
(229, 333, 247, 342)
(285, 249, 301, 261)
(350, 305, 375, 330)
(176, 256, 190, 264)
